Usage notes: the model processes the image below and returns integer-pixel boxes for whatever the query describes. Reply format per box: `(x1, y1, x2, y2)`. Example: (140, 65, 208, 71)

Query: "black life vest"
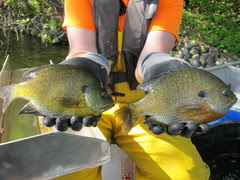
(92, 0, 159, 89)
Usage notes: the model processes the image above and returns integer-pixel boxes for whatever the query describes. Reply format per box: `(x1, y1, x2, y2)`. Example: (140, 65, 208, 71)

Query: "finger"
(167, 122, 184, 136)
(42, 117, 56, 127)
(83, 115, 101, 127)
(70, 116, 83, 131)
(144, 117, 166, 134)
(55, 118, 70, 132)
(144, 121, 154, 130)
(144, 116, 159, 130)
(152, 124, 165, 135)
(197, 124, 210, 134)
(181, 122, 198, 138)
(144, 116, 155, 124)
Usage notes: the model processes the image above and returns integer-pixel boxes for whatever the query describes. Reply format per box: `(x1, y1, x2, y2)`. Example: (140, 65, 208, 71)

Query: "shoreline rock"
(173, 39, 240, 68)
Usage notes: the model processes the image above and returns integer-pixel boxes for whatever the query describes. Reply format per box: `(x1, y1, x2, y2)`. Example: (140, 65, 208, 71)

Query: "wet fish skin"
(115, 68, 237, 133)
(0, 65, 114, 118)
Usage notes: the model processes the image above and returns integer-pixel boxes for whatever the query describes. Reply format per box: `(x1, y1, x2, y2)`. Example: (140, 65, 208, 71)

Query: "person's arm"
(66, 26, 98, 58)
(135, 30, 176, 83)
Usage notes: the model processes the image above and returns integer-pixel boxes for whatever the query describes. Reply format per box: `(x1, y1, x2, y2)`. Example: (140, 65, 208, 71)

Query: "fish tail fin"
(0, 85, 15, 113)
(115, 105, 137, 134)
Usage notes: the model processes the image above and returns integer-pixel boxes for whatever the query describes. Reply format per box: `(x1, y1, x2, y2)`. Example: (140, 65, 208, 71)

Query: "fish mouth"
(101, 102, 115, 111)
(233, 97, 238, 105)
(227, 96, 238, 109)
(92, 100, 114, 113)
(209, 97, 238, 114)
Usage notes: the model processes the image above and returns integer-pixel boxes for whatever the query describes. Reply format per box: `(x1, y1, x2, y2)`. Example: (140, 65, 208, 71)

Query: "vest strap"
(123, 0, 159, 89)
(92, 0, 119, 64)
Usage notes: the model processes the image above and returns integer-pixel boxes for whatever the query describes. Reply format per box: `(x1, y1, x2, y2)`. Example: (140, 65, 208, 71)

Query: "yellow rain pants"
(53, 32, 210, 180)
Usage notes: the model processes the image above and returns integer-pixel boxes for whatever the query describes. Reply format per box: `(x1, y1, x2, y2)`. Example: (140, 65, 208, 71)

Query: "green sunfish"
(115, 68, 237, 133)
(0, 65, 114, 118)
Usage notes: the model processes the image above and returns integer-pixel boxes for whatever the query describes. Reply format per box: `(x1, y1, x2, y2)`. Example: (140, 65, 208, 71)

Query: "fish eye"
(198, 90, 208, 98)
(81, 85, 89, 93)
(223, 90, 230, 97)
(101, 92, 110, 100)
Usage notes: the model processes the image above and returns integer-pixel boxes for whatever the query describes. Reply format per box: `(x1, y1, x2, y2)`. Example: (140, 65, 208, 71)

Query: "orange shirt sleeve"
(62, 0, 96, 31)
(149, 0, 183, 41)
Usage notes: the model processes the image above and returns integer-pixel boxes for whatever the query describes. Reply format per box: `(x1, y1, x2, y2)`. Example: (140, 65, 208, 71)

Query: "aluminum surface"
(0, 132, 110, 180)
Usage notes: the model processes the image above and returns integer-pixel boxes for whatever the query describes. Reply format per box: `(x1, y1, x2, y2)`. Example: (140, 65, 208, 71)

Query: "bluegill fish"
(0, 65, 114, 118)
(115, 68, 237, 133)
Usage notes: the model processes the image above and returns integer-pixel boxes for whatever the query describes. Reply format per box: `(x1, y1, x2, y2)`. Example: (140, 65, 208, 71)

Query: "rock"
(221, 53, 232, 63)
(179, 47, 189, 55)
(232, 56, 239, 61)
(215, 58, 224, 65)
(200, 43, 210, 53)
(183, 53, 191, 61)
(175, 43, 184, 51)
(183, 36, 190, 42)
(184, 41, 194, 49)
(189, 46, 200, 55)
(190, 40, 197, 46)
(192, 54, 200, 60)
(174, 53, 184, 58)
(200, 53, 209, 66)
(189, 59, 200, 67)
(206, 53, 218, 66)
(209, 47, 219, 54)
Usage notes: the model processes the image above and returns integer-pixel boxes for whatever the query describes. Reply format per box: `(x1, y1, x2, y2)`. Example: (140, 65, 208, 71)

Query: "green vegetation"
(182, 0, 240, 55)
(0, 0, 239, 55)
(0, 0, 64, 43)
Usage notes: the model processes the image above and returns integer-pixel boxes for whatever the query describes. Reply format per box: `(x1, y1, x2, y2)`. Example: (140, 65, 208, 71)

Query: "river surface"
(0, 31, 68, 70)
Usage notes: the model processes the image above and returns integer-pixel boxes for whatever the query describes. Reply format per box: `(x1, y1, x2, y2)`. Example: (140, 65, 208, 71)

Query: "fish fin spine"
(115, 105, 137, 134)
(0, 85, 15, 113)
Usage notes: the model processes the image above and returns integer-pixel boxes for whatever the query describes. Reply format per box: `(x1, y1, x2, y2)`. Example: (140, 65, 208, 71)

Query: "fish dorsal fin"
(23, 66, 48, 79)
(23, 64, 74, 79)
(178, 104, 202, 114)
(18, 102, 42, 116)
(137, 76, 159, 91)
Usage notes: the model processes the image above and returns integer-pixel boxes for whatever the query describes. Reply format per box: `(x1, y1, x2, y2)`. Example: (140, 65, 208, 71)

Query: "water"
(0, 31, 68, 70)
(0, 31, 69, 142)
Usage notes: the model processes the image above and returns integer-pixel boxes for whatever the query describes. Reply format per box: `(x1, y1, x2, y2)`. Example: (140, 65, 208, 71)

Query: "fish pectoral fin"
(178, 104, 202, 113)
(54, 97, 82, 108)
(177, 104, 203, 120)
(18, 102, 42, 116)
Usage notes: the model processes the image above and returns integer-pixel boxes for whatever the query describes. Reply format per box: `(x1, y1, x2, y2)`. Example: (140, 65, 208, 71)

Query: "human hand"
(144, 117, 210, 138)
(60, 52, 110, 88)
